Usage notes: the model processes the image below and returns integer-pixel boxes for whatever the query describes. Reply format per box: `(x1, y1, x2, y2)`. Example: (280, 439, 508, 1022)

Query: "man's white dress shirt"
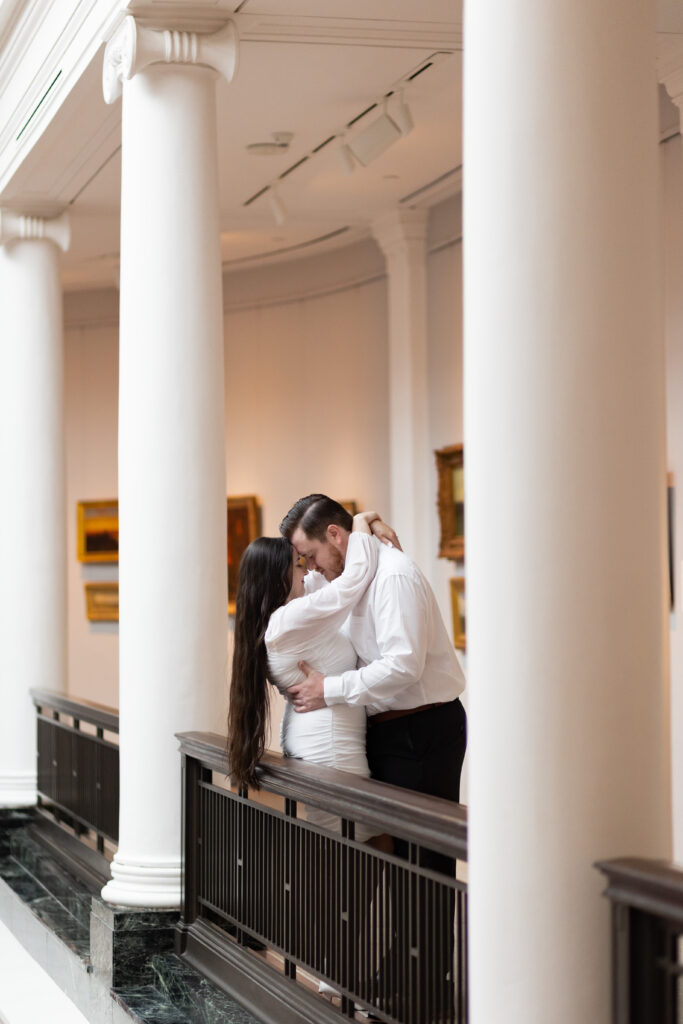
(323, 537, 466, 716)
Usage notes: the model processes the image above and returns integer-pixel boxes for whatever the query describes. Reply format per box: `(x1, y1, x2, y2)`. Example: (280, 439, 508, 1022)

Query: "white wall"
(61, 203, 466, 758)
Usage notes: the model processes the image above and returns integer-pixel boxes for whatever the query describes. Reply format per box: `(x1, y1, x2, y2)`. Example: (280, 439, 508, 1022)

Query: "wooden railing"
(596, 858, 683, 1023)
(31, 689, 119, 869)
(177, 731, 468, 1024)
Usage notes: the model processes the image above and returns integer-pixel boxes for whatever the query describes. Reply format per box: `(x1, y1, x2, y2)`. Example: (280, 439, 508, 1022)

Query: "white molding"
(0, 0, 29, 60)
(102, 14, 238, 103)
(237, 13, 462, 51)
(0, 209, 70, 251)
(372, 207, 428, 256)
(0, 0, 122, 192)
(101, 855, 182, 908)
(0, 772, 37, 808)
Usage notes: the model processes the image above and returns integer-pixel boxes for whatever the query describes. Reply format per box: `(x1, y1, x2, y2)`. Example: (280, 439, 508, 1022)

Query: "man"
(280, 493, 467, 815)
(281, 495, 467, 1018)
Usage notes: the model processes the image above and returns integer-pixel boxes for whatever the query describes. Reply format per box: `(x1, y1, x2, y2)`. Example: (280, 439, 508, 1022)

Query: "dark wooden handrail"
(31, 688, 119, 734)
(596, 857, 683, 1023)
(596, 857, 683, 924)
(177, 730, 467, 860)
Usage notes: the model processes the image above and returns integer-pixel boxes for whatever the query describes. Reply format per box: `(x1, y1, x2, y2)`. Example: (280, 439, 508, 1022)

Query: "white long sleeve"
(323, 542, 466, 714)
(265, 532, 377, 651)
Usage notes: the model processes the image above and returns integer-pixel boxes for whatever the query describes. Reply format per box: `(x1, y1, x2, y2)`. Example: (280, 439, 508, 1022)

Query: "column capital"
(0, 210, 70, 252)
(659, 43, 683, 128)
(372, 208, 428, 259)
(103, 15, 239, 105)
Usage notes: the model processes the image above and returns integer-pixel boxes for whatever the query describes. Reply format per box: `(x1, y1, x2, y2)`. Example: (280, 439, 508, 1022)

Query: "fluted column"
(464, 1, 670, 1021)
(101, 16, 237, 907)
(372, 209, 431, 571)
(0, 211, 70, 807)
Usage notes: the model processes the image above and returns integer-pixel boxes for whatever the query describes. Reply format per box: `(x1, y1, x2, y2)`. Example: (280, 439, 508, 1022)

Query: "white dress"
(265, 532, 378, 842)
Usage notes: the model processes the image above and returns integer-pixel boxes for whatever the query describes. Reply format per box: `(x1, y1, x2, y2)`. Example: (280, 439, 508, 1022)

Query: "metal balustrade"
(177, 731, 468, 1024)
(596, 858, 683, 1023)
(31, 689, 119, 862)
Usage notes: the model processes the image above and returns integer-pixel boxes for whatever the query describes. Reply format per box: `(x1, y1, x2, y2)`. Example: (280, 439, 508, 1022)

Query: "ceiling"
(0, 0, 463, 290)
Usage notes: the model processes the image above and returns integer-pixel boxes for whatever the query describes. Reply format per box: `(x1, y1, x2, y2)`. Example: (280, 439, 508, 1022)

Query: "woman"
(228, 512, 391, 843)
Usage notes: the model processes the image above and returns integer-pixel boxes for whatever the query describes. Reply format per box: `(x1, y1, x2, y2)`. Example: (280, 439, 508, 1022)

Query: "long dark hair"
(228, 536, 293, 789)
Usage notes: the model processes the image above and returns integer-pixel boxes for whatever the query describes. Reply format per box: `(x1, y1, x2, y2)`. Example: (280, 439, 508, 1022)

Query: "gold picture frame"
(228, 496, 262, 614)
(435, 444, 464, 561)
(85, 582, 119, 622)
(450, 577, 466, 651)
(77, 500, 119, 563)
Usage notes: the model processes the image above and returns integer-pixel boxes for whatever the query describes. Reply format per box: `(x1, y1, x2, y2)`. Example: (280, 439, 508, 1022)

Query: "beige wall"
(61, 197, 465, 755)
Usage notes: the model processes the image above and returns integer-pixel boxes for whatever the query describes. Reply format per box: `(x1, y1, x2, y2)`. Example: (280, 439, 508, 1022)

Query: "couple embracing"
(228, 493, 467, 855)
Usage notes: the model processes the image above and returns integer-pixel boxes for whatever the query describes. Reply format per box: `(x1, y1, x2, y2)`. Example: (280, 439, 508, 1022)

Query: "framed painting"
(435, 444, 464, 561)
(77, 500, 119, 563)
(228, 496, 262, 614)
(450, 577, 466, 651)
(85, 582, 119, 622)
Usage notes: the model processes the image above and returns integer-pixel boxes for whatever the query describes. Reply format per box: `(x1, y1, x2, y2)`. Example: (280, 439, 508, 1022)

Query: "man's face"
(290, 525, 345, 582)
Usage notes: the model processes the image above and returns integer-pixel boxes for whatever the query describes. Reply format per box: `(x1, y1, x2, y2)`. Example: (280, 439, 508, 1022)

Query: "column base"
(101, 853, 182, 909)
(0, 772, 37, 808)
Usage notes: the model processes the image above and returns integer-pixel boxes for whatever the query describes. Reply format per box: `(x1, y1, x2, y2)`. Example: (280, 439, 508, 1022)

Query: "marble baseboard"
(90, 898, 180, 989)
(0, 814, 265, 1024)
(149, 954, 261, 1024)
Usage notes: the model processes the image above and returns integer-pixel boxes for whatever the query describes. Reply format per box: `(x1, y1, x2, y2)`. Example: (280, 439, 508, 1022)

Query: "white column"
(0, 211, 70, 806)
(660, 65, 683, 868)
(101, 16, 237, 908)
(372, 209, 431, 571)
(464, 1, 670, 1022)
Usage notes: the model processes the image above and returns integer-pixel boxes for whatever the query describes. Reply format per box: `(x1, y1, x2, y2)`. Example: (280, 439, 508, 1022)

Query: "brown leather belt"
(368, 701, 446, 726)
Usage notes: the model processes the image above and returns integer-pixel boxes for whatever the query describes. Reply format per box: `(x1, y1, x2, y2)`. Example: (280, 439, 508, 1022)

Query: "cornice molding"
(0, 0, 121, 194)
(102, 14, 238, 103)
(236, 14, 462, 52)
(0, 209, 70, 251)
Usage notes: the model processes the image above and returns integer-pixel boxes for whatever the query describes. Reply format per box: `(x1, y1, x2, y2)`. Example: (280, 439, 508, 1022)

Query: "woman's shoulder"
(264, 606, 287, 645)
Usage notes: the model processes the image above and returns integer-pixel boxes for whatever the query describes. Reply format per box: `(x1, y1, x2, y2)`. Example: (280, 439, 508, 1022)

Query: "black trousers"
(367, 697, 467, 851)
(365, 698, 467, 1017)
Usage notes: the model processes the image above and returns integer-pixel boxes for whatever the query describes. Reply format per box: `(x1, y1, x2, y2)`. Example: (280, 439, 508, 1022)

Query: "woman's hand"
(353, 510, 402, 549)
(370, 518, 402, 550)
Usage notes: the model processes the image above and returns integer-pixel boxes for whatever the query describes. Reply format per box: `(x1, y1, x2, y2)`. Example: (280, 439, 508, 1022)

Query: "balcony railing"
(596, 857, 683, 1023)
(177, 730, 468, 1024)
(31, 688, 119, 880)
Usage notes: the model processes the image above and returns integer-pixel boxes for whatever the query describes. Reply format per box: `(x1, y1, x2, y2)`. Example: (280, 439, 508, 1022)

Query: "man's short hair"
(280, 494, 353, 542)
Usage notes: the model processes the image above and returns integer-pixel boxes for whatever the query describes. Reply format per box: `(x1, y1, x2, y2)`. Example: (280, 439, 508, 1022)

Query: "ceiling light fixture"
(337, 138, 356, 175)
(392, 90, 414, 137)
(268, 189, 287, 226)
(346, 102, 403, 167)
(247, 131, 294, 157)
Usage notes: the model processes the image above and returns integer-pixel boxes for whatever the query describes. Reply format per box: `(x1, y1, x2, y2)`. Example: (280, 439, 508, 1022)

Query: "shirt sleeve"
(324, 570, 429, 707)
(266, 533, 378, 649)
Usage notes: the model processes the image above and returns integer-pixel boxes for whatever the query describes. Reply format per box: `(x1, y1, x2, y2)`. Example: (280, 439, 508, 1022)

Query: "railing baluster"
(178, 733, 468, 1024)
(31, 691, 119, 856)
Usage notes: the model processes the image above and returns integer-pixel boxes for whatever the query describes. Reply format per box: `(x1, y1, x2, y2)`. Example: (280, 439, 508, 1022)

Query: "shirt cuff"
(323, 675, 345, 704)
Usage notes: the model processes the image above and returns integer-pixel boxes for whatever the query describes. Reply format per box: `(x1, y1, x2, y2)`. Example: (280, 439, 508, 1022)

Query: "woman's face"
(286, 551, 307, 602)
